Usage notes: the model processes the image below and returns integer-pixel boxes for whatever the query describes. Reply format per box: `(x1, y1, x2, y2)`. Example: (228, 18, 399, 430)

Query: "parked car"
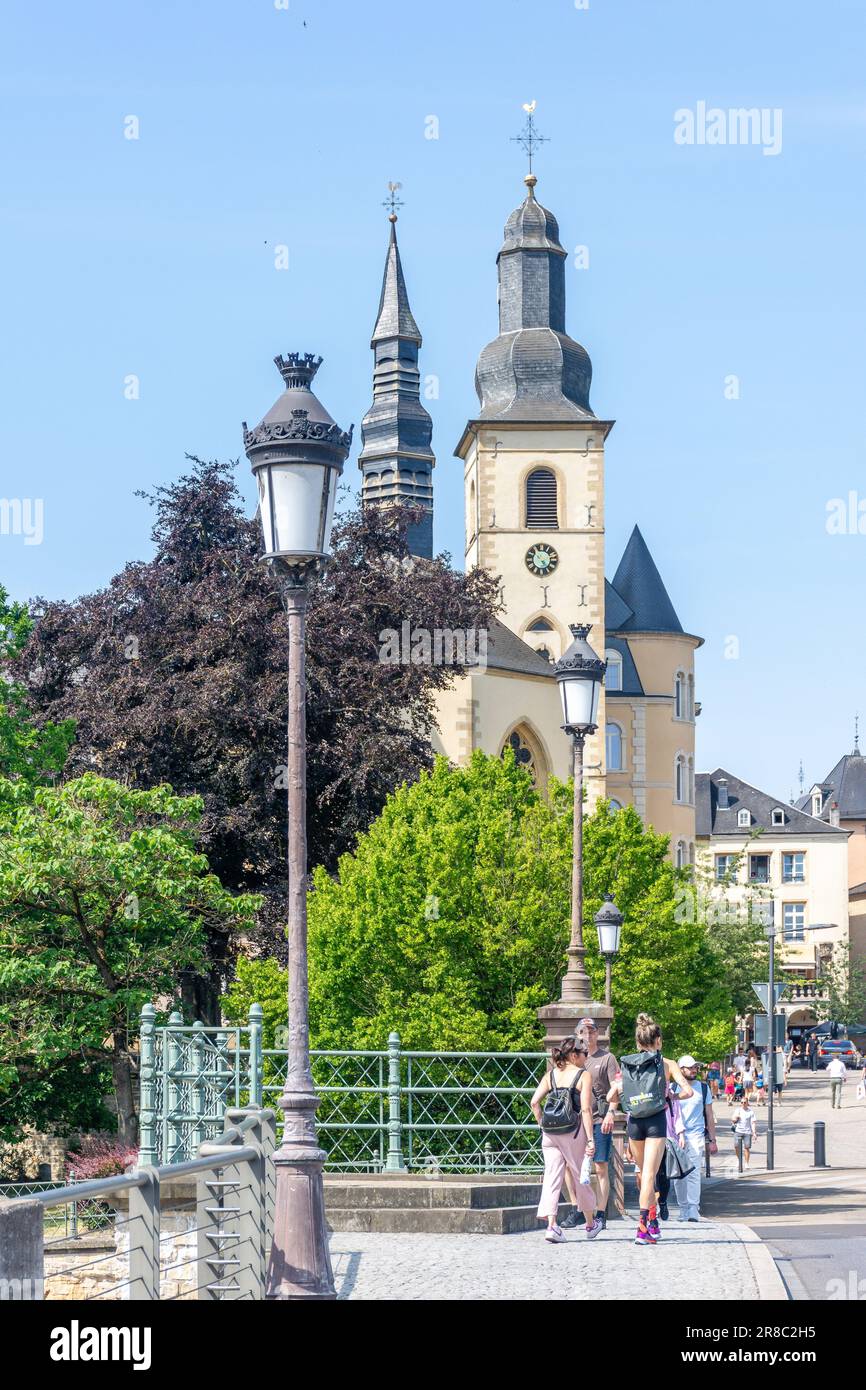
(815, 1039, 859, 1070)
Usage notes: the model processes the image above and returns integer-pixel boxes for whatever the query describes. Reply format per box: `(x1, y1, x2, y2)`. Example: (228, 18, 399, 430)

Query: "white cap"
(678, 1055, 698, 1069)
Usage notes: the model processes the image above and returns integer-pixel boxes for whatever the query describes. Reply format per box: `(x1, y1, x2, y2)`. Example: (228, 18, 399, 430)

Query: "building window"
(715, 853, 735, 882)
(737, 808, 751, 828)
(536, 645, 552, 662)
(689, 842, 695, 866)
(605, 651, 623, 692)
(783, 902, 806, 941)
(528, 618, 554, 632)
(675, 840, 686, 869)
(771, 807, 785, 828)
(525, 468, 558, 528)
(687, 756, 695, 805)
(675, 754, 685, 802)
(811, 792, 823, 817)
(687, 673, 695, 720)
(608, 799, 623, 813)
(782, 852, 805, 884)
(606, 723, 623, 771)
(749, 854, 771, 884)
(674, 672, 685, 719)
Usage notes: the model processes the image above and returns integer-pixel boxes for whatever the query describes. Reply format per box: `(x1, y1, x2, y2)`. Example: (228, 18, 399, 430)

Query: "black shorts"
(627, 1110, 667, 1141)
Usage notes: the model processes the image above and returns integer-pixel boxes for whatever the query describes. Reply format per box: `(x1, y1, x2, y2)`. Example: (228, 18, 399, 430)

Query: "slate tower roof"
(474, 174, 595, 423)
(607, 525, 684, 634)
(359, 215, 435, 558)
(795, 742, 866, 821)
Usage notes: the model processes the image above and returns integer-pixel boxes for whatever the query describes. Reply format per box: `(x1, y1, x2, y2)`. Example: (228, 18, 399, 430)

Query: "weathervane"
(511, 100, 549, 174)
(383, 181, 403, 222)
(856, 713, 860, 752)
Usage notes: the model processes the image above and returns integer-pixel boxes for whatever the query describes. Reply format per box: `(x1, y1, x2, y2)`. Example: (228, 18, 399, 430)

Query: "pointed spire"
(370, 218, 422, 347)
(360, 203, 435, 558)
(854, 713, 861, 756)
(609, 526, 684, 634)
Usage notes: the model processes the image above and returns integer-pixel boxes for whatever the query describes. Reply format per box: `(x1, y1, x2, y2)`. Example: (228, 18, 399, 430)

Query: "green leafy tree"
(0, 584, 73, 784)
(0, 774, 258, 1143)
(225, 752, 735, 1060)
(822, 940, 866, 1029)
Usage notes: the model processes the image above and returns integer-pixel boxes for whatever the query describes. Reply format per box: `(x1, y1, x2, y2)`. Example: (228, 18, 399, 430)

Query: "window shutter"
(525, 469, 558, 527)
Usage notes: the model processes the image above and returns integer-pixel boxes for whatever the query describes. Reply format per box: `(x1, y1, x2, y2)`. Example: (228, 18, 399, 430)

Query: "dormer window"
(771, 808, 785, 828)
(605, 651, 623, 692)
(811, 792, 823, 817)
(737, 808, 751, 828)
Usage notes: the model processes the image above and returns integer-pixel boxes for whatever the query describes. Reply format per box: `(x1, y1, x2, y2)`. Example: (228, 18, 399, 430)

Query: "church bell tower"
(455, 148, 614, 788)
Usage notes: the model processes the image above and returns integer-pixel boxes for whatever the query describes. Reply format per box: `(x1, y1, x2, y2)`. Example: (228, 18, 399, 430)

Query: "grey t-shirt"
(584, 1049, 619, 1122)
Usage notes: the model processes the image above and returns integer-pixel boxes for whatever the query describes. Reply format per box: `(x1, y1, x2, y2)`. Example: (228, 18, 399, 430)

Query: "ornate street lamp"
(552, 623, 605, 1005)
(595, 895, 623, 1007)
(243, 352, 352, 1300)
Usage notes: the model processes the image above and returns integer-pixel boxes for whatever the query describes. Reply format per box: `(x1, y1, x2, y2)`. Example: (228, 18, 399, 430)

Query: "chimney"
(717, 778, 729, 809)
(829, 801, 840, 827)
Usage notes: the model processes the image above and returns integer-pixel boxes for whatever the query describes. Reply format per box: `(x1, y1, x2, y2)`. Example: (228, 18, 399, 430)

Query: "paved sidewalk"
(330, 1219, 776, 1300)
(710, 1068, 864, 1175)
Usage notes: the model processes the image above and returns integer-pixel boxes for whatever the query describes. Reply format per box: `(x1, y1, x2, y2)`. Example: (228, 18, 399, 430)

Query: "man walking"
(672, 1055, 718, 1222)
(827, 1054, 847, 1109)
(808, 1033, 818, 1072)
(566, 1017, 619, 1231)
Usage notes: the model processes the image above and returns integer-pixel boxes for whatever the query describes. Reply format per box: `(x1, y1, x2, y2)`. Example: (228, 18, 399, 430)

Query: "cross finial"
(383, 181, 403, 223)
(511, 100, 549, 177)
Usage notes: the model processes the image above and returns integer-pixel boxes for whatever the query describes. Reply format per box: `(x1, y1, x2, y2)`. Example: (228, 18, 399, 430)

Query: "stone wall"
(43, 1207, 199, 1301)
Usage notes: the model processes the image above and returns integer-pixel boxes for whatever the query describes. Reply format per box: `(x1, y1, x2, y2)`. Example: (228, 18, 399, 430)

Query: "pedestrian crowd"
(530, 1016, 865, 1246)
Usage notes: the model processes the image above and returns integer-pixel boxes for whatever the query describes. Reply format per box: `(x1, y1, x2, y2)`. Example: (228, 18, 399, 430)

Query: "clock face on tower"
(525, 542, 559, 577)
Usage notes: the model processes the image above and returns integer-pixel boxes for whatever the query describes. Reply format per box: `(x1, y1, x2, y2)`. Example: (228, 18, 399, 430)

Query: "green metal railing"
(139, 1004, 546, 1173)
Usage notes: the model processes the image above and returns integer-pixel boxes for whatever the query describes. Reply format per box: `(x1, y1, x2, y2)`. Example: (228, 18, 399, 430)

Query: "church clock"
(525, 542, 559, 577)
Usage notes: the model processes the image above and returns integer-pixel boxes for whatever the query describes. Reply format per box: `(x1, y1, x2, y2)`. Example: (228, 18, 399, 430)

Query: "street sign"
(751, 981, 786, 1013)
(755, 1014, 787, 1048)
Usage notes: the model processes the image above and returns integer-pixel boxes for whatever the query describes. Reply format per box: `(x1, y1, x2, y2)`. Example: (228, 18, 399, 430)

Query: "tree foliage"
(16, 459, 499, 1005)
(0, 774, 258, 1142)
(0, 584, 74, 785)
(823, 940, 866, 1028)
(225, 752, 736, 1059)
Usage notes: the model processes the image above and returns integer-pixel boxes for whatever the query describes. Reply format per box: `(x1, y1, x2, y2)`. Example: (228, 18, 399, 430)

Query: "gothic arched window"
(525, 468, 558, 528)
(501, 725, 548, 788)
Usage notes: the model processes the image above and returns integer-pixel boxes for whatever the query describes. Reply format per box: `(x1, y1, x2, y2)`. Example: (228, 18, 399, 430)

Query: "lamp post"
(243, 352, 352, 1300)
(765, 917, 776, 1172)
(595, 895, 623, 1008)
(538, 624, 609, 1046)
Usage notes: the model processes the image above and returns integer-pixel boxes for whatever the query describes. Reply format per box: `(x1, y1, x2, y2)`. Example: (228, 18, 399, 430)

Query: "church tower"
(359, 209, 435, 557)
(455, 169, 614, 793)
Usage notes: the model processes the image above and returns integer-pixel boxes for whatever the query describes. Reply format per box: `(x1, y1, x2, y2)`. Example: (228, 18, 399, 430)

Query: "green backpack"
(619, 1051, 667, 1119)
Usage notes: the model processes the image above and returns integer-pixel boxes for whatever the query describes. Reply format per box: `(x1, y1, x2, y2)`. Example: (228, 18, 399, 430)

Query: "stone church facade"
(358, 173, 701, 855)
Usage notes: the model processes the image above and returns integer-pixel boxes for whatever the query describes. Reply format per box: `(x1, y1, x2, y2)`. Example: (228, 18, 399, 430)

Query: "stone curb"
(726, 1223, 790, 1301)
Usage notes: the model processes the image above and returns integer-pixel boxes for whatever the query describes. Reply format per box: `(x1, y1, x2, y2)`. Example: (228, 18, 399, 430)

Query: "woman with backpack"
(616, 1013, 694, 1246)
(530, 1035, 603, 1242)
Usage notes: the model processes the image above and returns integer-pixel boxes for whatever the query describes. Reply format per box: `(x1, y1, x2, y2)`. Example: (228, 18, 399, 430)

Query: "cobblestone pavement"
(330, 1219, 761, 1300)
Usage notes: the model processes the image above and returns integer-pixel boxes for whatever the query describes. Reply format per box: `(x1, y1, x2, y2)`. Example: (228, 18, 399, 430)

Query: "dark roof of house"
(484, 619, 555, 679)
(607, 525, 683, 634)
(604, 636, 644, 696)
(795, 747, 866, 821)
(696, 768, 844, 838)
(604, 578, 634, 632)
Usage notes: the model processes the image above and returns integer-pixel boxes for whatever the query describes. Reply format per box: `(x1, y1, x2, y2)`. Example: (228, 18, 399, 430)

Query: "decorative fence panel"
(140, 1005, 546, 1173)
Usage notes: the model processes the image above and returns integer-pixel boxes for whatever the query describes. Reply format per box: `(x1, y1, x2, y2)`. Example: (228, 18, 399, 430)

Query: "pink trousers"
(536, 1128, 597, 1220)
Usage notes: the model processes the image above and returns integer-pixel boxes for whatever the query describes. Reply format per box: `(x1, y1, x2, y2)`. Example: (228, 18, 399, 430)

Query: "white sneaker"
(545, 1224, 564, 1243)
(585, 1218, 602, 1240)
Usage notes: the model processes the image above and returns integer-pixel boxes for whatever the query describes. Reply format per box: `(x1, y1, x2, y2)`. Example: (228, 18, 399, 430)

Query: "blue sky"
(1, 0, 865, 801)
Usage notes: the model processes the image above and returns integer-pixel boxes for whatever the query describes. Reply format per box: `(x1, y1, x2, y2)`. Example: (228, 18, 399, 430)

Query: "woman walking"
(616, 1014, 694, 1246)
(531, 1036, 602, 1242)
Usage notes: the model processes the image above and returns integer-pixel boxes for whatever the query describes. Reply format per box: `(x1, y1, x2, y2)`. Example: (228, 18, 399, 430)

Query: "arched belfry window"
(525, 468, 558, 528)
(501, 724, 549, 788)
